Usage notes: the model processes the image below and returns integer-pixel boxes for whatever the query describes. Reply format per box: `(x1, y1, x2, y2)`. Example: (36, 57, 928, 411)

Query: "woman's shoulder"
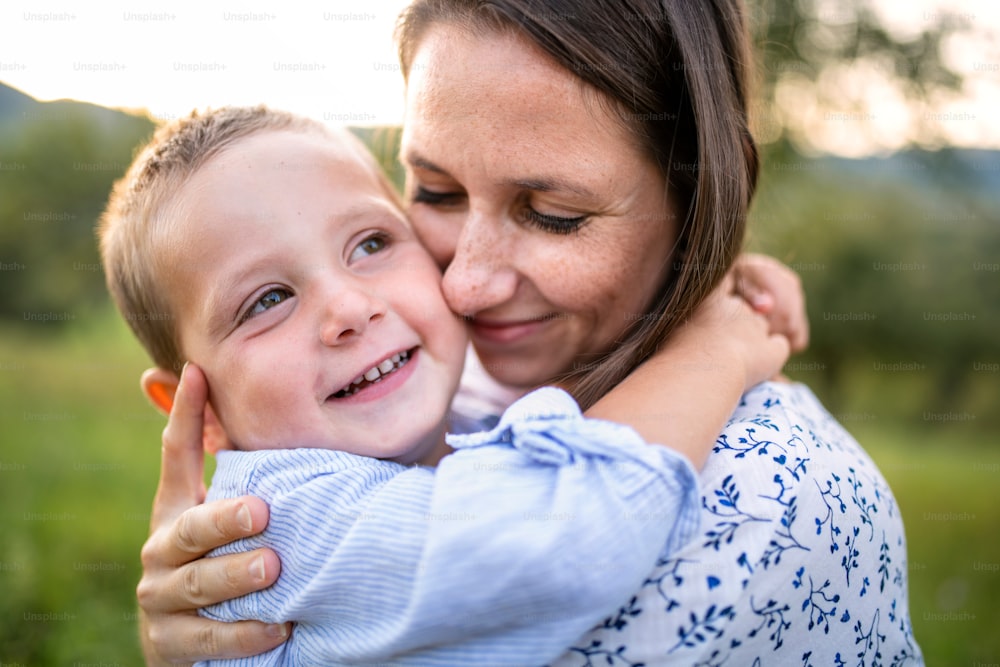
(722, 380, 864, 460)
(552, 380, 920, 665)
(732, 379, 827, 422)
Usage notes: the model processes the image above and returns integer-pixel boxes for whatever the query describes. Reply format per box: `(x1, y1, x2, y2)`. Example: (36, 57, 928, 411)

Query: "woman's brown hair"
(397, 0, 759, 409)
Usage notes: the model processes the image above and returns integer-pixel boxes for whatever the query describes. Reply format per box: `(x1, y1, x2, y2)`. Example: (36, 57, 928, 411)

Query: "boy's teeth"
(333, 350, 411, 398)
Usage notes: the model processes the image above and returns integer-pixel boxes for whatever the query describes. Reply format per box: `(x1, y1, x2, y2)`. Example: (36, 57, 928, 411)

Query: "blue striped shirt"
(197, 387, 700, 666)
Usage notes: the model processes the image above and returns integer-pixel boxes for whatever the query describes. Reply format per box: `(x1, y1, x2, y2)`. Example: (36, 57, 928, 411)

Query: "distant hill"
(820, 149, 1000, 205)
(0, 82, 158, 327)
(0, 80, 154, 140)
(0, 81, 36, 122)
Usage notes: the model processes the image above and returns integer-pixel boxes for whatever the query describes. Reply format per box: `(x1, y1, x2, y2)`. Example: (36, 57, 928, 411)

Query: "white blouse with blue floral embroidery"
(551, 381, 923, 667)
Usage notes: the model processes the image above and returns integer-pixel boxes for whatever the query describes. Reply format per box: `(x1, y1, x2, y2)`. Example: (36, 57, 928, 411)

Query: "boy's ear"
(140, 366, 235, 454)
(202, 402, 232, 454)
(140, 367, 179, 416)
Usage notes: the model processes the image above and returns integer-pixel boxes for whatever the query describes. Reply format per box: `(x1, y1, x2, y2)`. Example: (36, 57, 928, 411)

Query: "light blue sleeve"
(197, 387, 700, 667)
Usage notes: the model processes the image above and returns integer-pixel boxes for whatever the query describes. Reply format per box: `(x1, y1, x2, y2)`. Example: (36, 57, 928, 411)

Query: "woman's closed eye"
(412, 185, 464, 207)
(521, 208, 587, 235)
(241, 287, 293, 323)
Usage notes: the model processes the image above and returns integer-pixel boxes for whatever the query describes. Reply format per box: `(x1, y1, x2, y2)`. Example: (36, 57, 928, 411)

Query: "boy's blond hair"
(99, 106, 385, 372)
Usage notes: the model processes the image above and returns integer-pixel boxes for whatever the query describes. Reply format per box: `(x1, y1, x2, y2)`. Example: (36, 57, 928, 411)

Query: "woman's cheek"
(410, 210, 458, 270)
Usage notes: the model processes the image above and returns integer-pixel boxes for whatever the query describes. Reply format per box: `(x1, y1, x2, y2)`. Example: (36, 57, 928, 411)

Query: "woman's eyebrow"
(503, 177, 597, 200)
(404, 151, 447, 175)
(406, 151, 597, 199)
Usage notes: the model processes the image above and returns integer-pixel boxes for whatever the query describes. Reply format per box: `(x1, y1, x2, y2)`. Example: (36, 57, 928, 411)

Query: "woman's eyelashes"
(240, 287, 293, 323)
(521, 208, 587, 235)
(412, 185, 463, 207)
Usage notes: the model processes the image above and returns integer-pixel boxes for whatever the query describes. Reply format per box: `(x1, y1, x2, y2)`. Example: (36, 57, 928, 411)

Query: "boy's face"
(165, 130, 467, 464)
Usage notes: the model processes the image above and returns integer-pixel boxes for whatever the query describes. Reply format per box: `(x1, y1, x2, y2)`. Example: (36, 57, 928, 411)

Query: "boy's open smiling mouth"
(329, 348, 414, 399)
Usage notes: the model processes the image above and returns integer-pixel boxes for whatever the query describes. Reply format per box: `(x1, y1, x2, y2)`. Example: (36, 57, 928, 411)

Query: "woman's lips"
(469, 316, 557, 345)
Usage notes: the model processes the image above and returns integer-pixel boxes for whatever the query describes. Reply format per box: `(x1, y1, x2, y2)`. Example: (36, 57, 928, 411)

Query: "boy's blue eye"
(243, 288, 292, 322)
(349, 234, 388, 262)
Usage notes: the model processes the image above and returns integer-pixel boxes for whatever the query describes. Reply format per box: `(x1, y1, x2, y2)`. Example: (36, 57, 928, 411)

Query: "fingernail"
(249, 554, 267, 582)
(265, 623, 289, 639)
(236, 503, 253, 532)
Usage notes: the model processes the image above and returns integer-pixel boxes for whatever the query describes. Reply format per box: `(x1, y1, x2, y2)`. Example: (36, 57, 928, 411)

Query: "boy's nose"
(319, 287, 385, 346)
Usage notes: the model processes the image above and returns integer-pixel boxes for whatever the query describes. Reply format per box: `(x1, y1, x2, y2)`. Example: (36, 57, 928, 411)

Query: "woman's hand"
(137, 363, 290, 665)
(733, 253, 810, 353)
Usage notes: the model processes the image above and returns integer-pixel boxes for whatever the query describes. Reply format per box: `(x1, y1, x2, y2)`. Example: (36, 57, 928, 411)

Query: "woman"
(137, 0, 920, 664)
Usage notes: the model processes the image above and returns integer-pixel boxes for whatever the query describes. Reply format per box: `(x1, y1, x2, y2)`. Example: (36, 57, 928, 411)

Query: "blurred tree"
(742, 1, 997, 424)
(749, 152, 999, 422)
(0, 96, 154, 328)
(750, 0, 968, 155)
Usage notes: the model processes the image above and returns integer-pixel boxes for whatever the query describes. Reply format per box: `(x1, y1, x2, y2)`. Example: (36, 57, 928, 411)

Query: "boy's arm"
(199, 389, 699, 666)
(587, 271, 791, 469)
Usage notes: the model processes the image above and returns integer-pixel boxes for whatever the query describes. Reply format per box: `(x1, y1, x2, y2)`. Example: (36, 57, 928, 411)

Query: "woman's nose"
(440, 213, 518, 316)
(319, 284, 386, 346)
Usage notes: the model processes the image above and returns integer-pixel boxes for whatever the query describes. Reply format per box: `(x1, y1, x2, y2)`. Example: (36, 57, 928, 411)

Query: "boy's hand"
(137, 363, 289, 664)
(733, 253, 809, 353)
(591, 272, 789, 470)
(674, 271, 792, 389)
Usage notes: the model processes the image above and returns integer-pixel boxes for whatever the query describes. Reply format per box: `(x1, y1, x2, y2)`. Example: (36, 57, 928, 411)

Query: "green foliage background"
(1, 1, 998, 658)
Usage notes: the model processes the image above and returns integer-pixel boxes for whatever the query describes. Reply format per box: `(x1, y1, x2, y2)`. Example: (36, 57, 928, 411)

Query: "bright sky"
(1, 0, 997, 156)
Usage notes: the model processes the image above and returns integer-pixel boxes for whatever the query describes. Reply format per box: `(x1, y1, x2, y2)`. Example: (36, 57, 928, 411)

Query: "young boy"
(100, 106, 787, 666)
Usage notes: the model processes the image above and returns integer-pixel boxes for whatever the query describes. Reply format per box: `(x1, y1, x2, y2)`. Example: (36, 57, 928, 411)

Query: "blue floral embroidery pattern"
(552, 383, 922, 667)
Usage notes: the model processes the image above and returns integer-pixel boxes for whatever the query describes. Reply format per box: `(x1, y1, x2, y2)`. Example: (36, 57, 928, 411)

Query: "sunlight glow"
(0, 0, 996, 155)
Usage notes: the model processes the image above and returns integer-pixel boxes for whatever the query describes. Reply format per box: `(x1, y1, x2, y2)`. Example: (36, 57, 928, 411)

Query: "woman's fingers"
(145, 613, 291, 664)
(151, 363, 209, 530)
(139, 543, 280, 612)
(141, 496, 271, 569)
(137, 362, 285, 662)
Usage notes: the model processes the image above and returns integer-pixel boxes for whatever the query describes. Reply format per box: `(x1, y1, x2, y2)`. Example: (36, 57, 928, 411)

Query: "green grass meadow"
(1, 311, 998, 664)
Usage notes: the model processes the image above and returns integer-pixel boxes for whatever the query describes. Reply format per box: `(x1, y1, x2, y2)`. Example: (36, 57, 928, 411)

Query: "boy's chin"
(387, 425, 449, 467)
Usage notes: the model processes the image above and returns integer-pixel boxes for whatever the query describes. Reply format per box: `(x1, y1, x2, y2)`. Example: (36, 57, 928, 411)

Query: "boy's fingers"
(745, 284, 775, 312)
(770, 333, 792, 367)
(789, 311, 810, 353)
(146, 614, 290, 663)
(153, 363, 208, 529)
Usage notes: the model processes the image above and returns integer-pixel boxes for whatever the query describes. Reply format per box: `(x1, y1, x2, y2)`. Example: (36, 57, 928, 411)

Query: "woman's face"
(401, 24, 679, 389)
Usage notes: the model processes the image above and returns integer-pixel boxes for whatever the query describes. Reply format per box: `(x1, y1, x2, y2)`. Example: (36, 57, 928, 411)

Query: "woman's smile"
(468, 315, 557, 345)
